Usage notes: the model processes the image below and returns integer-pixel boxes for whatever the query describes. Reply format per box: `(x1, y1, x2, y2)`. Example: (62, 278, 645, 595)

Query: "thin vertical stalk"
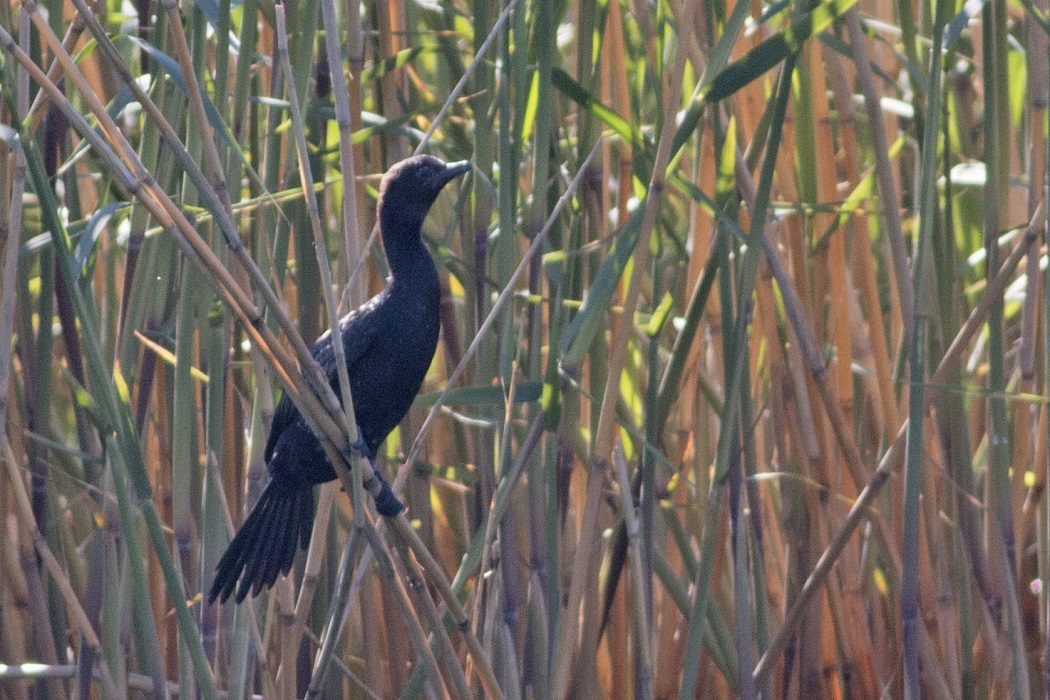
(678, 482, 725, 698)
(304, 526, 365, 698)
(1044, 51, 1050, 692)
(396, 142, 601, 488)
(550, 8, 692, 695)
(845, 8, 913, 345)
(901, 0, 948, 693)
(171, 262, 200, 698)
(319, 0, 364, 300)
(527, 0, 560, 670)
(612, 442, 654, 699)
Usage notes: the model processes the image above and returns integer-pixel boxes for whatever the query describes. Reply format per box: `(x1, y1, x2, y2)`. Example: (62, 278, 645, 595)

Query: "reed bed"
(0, 0, 1046, 697)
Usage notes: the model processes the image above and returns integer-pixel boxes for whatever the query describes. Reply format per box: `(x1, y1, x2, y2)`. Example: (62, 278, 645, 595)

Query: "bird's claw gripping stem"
(342, 433, 374, 462)
(340, 434, 403, 517)
(370, 474, 404, 517)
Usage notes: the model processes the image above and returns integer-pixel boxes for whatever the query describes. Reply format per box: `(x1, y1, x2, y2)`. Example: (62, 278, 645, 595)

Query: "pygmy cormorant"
(209, 155, 470, 604)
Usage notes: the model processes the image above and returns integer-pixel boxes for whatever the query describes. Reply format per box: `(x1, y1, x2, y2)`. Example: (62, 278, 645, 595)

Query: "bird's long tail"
(208, 480, 315, 604)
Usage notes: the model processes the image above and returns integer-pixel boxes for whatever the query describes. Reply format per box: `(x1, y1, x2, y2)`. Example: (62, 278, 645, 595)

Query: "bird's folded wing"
(263, 304, 382, 463)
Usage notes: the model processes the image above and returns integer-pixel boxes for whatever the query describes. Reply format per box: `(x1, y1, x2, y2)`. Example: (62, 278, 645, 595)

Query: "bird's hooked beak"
(432, 160, 471, 189)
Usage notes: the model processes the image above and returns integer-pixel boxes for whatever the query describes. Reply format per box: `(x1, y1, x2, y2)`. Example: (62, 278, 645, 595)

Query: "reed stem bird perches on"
(209, 155, 470, 604)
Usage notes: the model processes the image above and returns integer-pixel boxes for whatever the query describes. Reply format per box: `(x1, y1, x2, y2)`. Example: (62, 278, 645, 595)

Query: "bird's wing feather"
(264, 296, 385, 463)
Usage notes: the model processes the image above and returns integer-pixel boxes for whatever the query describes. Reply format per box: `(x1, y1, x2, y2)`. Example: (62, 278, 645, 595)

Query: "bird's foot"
(371, 473, 404, 517)
(342, 432, 374, 462)
(336, 442, 404, 517)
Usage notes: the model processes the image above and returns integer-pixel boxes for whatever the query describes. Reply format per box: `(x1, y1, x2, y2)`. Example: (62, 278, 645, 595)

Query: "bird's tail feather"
(208, 481, 315, 604)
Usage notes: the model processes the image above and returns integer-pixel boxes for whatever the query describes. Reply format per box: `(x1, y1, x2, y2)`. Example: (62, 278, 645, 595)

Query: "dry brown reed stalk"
(755, 201, 1047, 687)
(845, 8, 913, 345)
(24, 8, 89, 134)
(551, 4, 695, 695)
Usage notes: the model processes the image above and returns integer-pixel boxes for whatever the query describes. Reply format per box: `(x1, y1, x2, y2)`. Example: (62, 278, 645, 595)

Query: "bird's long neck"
(381, 214, 435, 283)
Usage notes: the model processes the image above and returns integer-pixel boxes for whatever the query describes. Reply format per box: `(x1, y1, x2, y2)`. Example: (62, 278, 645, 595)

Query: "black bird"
(209, 155, 470, 604)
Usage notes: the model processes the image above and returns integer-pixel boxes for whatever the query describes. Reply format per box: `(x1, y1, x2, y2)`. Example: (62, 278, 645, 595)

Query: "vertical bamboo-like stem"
(550, 7, 691, 694)
(612, 442, 654, 699)
(159, 0, 235, 234)
(395, 142, 601, 488)
(304, 526, 364, 697)
(901, 1, 949, 693)
(982, 5, 1030, 694)
(269, 16, 431, 697)
(0, 93, 27, 487)
(274, 0, 364, 572)
(844, 8, 913, 348)
(171, 262, 200, 697)
(1044, 45, 1050, 693)
(319, 0, 364, 303)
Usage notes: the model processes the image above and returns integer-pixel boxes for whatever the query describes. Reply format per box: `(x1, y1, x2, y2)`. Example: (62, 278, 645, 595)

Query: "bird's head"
(378, 155, 471, 235)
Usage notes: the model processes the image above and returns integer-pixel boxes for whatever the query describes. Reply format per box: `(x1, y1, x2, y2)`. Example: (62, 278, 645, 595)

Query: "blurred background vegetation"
(0, 0, 1047, 697)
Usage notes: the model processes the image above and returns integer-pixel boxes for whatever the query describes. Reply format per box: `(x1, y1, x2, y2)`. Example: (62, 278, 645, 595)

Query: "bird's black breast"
(264, 260, 441, 490)
(342, 273, 441, 455)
